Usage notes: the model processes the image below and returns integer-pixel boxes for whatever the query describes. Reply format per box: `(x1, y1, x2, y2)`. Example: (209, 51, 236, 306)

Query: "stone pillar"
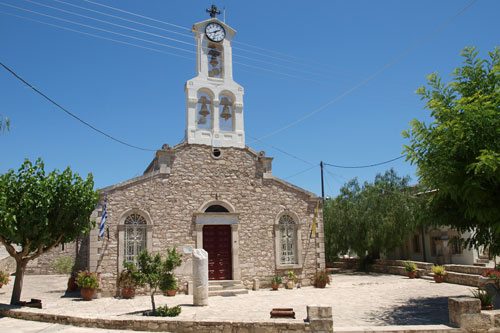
(192, 248, 208, 306)
(448, 297, 480, 327)
(307, 305, 333, 333)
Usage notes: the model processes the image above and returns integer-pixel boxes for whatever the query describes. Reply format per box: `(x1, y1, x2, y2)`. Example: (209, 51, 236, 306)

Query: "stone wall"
(90, 144, 324, 296)
(25, 237, 88, 275)
(448, 297, 500, 332)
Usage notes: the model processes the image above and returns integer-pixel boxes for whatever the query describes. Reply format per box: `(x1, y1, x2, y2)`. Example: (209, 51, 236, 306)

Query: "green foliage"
(471, 288, 495, 306)
(287, 270, 296, 281)
(324, 169, 428, 265)
(431, 265, 446, 276)
(404, 261, 417, 272)
(75, 269, 100, 289)
(163, 246, 183, 273)
(270, 276, 282, 284)
(159, 273, 177, 291)
(155, 304, 182, 317)
(51, 257, 74, 275)
(403, 46, 500, 255)
(118, 268, 137, 289)
(314, 270, 331, 285)
(0, 269, 10, 287)
(0, 158, 99, 304)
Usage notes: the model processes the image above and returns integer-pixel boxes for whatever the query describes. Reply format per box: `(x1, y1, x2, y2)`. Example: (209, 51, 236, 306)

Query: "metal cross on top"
(206, 4, 220, 18)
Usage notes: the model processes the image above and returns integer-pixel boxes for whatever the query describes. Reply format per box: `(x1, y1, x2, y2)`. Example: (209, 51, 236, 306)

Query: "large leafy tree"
(324, 169, 427, 267)
(0, 158, 99, 304)
(403, 46, 500, 255)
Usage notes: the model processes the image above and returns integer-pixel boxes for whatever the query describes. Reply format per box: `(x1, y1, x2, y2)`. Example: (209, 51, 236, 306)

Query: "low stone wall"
(444, 264, 489, 275)
(0, 305, 335, 333)
(448, 297, 500, 332)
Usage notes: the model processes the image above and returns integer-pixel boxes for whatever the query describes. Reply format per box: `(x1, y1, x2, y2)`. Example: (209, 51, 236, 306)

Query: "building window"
(124, 214, 147, 264)
(413, 234, 421, 253)
(279, 215, 297, 265)
(450, 237, 463, 255)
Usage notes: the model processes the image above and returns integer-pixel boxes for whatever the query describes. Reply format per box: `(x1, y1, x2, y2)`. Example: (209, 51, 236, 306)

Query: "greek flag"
(99, 203, 107, 238)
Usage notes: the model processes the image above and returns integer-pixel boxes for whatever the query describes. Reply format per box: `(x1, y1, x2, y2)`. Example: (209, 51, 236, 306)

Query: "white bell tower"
(184, 10, 245, 148)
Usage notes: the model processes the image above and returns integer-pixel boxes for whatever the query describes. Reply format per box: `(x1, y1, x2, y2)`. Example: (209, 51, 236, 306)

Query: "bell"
(220, 105, 232, 120)
(199, 103, 209, 117)
(208, 48, 220, 67)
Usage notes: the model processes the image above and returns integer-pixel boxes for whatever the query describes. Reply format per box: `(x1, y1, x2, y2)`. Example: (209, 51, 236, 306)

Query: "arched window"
(279, 215, 297, 265)
(207, 43, 223, 78)
(197, 92, 213, 130)
(219, 94, 234, 131)
(124, 213, 147, 264)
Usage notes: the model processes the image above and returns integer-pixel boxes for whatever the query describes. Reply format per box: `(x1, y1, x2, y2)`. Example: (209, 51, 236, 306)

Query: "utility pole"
(320, 161, 324, 200)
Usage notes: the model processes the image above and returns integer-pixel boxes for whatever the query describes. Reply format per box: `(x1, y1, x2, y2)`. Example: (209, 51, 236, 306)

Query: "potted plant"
(0, 269, 10, 288)
(68, 261, 84, 292)
(160, 273, 178, 296)
(471, 288, 495, 310)
(118, 265, 137, 299)
(75, 269, 100, 301)
(314, 270, 330, 288)
(481, 270, 500, 289)
(432, 265, 446, 283)
(286, 270, 296, 289)
(270, 276, 282, 290)
(404, 261, 418, 279)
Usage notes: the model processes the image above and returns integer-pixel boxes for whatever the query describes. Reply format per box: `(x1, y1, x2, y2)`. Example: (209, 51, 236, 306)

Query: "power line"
(283, 164, 319, 180)
(249, 0, 478, 143)
(246, 134, 315, 166)
(0, 60, 156, 152)
(324, 155, 405, 169)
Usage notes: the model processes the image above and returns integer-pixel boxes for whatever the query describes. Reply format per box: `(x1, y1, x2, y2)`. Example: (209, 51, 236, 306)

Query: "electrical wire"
(249, 0, 478, 143)
(283, 164, 319, 180)
(0, 60, 157, 152)
(324, 155, 405, 169)
(247, 134, 315, 166)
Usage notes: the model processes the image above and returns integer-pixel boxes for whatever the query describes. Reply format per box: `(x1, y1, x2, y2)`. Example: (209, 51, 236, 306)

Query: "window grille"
(124, 214, 147, 264)
(279, 215, 297, 265)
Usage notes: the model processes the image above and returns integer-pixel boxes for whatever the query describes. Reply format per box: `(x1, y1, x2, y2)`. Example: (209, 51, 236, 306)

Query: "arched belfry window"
(208, 43, 223, 78)
(205, 205, 229, 213)
(219, 94, 234, 131)
(124, 214, 147, 264)
(197, 92, 213, 130)
(279, 215, 297, 265)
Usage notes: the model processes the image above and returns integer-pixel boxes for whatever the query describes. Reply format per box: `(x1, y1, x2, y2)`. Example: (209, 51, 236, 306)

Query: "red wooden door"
(203, 225, 232, 280)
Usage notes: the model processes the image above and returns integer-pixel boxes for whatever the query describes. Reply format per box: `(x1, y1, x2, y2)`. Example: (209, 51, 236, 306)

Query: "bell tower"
(184, 7, 245, 148)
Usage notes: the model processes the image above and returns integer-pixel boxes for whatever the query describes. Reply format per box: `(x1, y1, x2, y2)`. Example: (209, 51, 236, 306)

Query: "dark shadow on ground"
(367, 296, 467, 325)
(60, 289, 80, 298)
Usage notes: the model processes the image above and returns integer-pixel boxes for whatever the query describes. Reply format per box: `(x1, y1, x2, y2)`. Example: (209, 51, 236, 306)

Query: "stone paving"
(0, 272, 473, 329)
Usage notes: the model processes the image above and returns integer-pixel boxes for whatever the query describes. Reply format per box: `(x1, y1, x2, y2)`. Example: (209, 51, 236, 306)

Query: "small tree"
(124, 250, 164, 315)
(324, 169, 428, 268)
(0, 158, 98, 304)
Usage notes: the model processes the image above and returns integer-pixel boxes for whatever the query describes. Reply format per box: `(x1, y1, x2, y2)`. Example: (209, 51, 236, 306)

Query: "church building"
(82, 13, 325, 296)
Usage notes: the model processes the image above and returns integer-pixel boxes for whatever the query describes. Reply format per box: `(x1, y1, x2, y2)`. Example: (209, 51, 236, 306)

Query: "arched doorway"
(202, 204, 232, 280)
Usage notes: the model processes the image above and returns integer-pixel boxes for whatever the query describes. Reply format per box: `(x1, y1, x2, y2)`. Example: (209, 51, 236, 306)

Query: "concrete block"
(449, 297, 481, 327)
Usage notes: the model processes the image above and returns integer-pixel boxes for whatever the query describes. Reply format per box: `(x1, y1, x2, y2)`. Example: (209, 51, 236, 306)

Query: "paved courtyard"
(0, 272, 473, 330)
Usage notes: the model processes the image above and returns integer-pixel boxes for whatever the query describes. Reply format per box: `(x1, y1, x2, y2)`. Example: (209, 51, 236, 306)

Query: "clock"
(205, 22, 225, 42)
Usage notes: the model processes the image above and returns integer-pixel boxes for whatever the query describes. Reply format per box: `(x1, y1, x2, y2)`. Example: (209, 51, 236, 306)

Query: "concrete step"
(473, 263, 487, 267)
(475, 258, 490, 264)
(208, 288, 248, 296)
(479, 254, 489, 260)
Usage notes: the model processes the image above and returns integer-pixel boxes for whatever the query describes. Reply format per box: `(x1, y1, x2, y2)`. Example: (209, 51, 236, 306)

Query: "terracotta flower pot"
(271, 283, 279, 291)
(122, 287, 135, 299)
(166, 289, 177, 297)
(407, 271, 417, 279)
(434, 274, 445, 283)
(481, 305, 494, 310)
(81, 287, 96, 301)
(67, 277, 78, 291)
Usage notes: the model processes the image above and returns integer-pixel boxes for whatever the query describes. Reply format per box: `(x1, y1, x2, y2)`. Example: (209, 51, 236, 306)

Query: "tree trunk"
(150, 291, 156, 314)
(10, 259, 28, 305)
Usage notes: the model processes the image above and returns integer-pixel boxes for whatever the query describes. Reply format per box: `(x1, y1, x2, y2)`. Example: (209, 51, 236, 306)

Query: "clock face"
(205, 22, 225, 42)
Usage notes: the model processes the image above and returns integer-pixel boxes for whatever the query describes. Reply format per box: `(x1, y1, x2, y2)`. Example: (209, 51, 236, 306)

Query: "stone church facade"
(23, 15, 326, 296)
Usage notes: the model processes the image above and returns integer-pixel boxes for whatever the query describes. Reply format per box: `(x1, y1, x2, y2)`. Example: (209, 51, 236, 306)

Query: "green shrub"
(432, 265, 446, 276)
(51, 257, 74, 275)
(156, 305, 181, 317)
(471, 288, 495, 306)
(314, 270, 331, 286)
(403, 261, 417, 272)
(270, 276, 282, 284)
(159, 273, 177, 292)
(287, 270, 296, 281)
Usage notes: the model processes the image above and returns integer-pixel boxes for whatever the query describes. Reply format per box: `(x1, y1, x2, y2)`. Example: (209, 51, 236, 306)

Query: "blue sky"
(0, 0, 498, 198)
